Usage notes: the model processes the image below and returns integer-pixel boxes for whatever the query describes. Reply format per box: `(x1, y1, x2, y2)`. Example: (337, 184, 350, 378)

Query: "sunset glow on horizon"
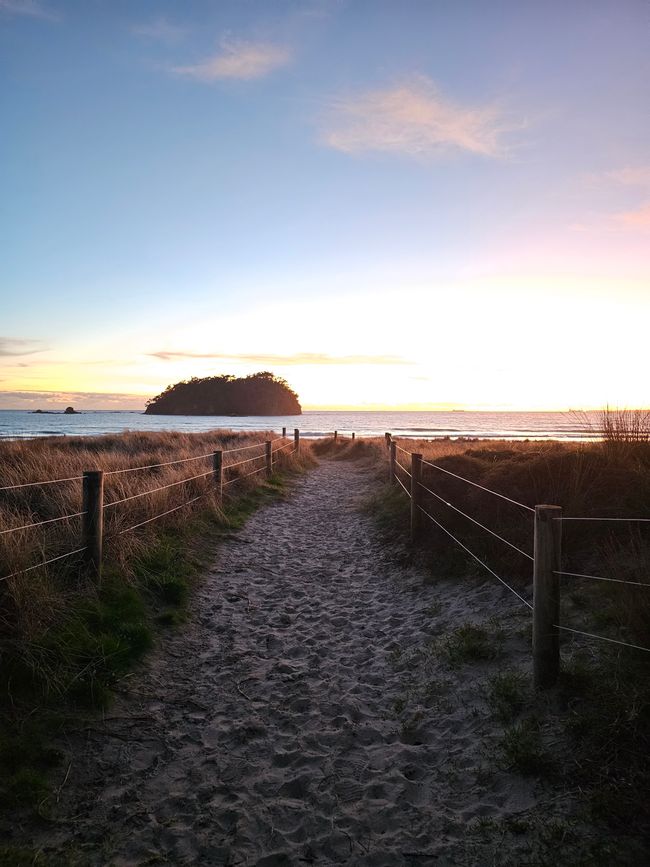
(2, 1, 649, 412)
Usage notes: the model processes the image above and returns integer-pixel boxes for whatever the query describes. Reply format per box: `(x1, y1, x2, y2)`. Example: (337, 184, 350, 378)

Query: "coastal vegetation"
(0, 429, 313, 815)
(145, 371, 301, 416)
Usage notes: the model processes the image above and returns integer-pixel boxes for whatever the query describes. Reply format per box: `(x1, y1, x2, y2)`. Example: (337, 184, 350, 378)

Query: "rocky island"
(32, 406, 80, 414)
(145, 371, 302, 416)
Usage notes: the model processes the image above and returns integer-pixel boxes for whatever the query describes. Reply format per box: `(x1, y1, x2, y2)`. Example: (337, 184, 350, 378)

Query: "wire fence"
(104, 469, 215, 508)
(104, 452, 215, 476)
(0, 547, 88, 584)
(0, 475, 83, 492)
(420, 457, 534, 512)
(0, 511, 87, 536)
(385, 432, 650, 677)
(0, 431, 300, 584)
(417, 502, 533, 611)
(3, 428, 648, 679)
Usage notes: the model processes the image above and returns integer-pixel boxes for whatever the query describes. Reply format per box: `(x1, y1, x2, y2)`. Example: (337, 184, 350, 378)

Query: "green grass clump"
(363, 483, 410, 543)
(500, 720, 553, 776)
(440, 623, 499, 666)
(558, 654, 650, 830)
(0, 730, 58, 809)
(487, 671, 526, 722)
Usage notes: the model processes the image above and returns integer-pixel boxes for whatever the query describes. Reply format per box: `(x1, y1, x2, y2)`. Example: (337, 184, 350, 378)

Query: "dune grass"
(0, 429, 314, 813)
(345, 410, 650, 837)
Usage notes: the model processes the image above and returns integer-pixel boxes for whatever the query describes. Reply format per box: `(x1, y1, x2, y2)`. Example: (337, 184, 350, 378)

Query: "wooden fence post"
(82, 470, 104, 582)
(282, 426, 286, 438)
(265, 441, 273, 478)
(385, 432, 391, 449)
(351, 432, 355, 441)
(294, 428, 300, 453)
(533, 505, 562, 689)
(213, 450, 223, 500)
(334, 430, 338, 442)
(389, 441, 397, 485)
(410, 453, 423, 542)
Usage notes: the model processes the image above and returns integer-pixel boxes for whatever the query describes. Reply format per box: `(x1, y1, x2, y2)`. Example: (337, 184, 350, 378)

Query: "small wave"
(402, 427, 462, 432)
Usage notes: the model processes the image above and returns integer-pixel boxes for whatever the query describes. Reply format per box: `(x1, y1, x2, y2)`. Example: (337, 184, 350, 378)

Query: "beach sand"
(18, 459, 621, 865)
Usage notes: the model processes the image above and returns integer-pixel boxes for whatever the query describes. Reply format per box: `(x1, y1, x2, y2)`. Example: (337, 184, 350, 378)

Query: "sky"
(1, 0, 649, 411)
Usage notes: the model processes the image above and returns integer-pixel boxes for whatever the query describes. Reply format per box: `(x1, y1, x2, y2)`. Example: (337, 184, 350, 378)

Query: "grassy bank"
(317, 422, 650, 842)
(0, 429, 314, 816)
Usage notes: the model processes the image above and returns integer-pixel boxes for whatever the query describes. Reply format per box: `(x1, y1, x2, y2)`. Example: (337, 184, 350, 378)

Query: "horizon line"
(0, 404, 646, 414)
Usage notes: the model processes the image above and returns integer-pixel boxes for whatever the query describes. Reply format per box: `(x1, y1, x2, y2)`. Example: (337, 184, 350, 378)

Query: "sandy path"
(27, 459, 595, 865)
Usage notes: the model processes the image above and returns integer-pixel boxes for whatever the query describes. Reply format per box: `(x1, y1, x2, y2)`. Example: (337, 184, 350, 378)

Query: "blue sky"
(1, 0, 649, 409)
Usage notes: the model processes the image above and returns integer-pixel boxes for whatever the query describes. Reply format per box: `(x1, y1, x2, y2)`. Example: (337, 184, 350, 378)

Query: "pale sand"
(19, 459, 629, 864)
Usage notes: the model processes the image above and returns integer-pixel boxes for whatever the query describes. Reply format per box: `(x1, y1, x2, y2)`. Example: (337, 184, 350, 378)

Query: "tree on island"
(145, 371, 302, 416)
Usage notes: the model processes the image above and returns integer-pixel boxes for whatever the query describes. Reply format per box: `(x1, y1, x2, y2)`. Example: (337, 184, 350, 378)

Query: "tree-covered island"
(145, 371, 302, 416)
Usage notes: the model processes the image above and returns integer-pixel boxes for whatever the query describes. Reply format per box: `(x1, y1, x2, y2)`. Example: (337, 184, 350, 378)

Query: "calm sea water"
(0, 410, 602, 441)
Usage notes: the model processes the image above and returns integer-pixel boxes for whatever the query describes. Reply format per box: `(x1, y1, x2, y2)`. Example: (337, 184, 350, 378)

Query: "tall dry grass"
(325, 425, 650, 834)
(0, 429, 314, 812)
(321, 426, 650, 648)
(0, 429, 309, 673)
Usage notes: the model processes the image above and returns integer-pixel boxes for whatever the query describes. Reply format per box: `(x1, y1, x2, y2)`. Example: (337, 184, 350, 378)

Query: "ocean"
(0, 409, 602, 442)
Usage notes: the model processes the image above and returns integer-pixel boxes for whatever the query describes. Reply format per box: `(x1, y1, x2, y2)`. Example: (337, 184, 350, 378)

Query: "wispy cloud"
(172, 38, 291, 82)
(321, 76, 512, 158)
(604, 166, 650, 189)
(131, 16, 186, 43)
(0, 337, 45, 357)
(0, 0, 57, 20)
(614, 204, 650, 230)
(150, 351, 412, 366)
(582, 166, 650, 232)
(0, 389, 146, 408)
(608, 167, 650, 230)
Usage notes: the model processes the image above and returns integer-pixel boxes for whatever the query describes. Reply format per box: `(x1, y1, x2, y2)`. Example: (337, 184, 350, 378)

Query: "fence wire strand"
(0, 511, 86, 536)
(273, 441, 294, 453)
(417, 504, 533, 610)
(223, 464, 268, 486)
(105, 452, 213, 475)
(554, 569, 650, 588)
(117, 495, 204, 535)
(394, 475, 411, 499)
(0, 475, 83, 492)
(418, 481, 534, 561)
(559, 516, 650, 524)
(0, 546, 87, 583)
(105, 469, 214, 508)
(223, 441, 266, 455)
(395, 460, 412, 477)
(420, 458, 534, 513)
(557, 624, 650, 653)
(225, 454, 265, 470)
